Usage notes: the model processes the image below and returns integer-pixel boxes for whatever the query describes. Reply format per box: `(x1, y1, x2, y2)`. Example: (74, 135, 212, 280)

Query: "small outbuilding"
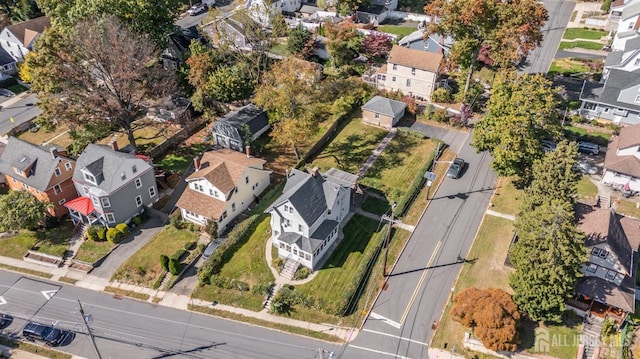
(361, 96, 407, 129)
(212, 104, 270, 152)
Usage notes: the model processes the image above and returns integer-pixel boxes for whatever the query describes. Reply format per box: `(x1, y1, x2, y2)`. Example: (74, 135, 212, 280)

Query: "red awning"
(64, 196, 95, 216)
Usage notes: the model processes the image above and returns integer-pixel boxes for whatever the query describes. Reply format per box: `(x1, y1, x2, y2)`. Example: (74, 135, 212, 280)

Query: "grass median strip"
(104, 286, 151, 301)
(0, 337, 71, 359)
(0, 263, 53, 279)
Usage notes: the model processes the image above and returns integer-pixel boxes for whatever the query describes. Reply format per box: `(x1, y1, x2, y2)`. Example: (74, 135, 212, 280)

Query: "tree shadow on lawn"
(316, 133, 385, 173)
(517, 311, 583, 352)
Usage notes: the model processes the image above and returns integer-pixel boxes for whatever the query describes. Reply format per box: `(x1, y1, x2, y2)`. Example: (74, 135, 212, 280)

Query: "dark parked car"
(578, 141, 600, 155)
(447, 158, 465, 179)
(23, 322, 71, 346)
(0, 313, 11, 327)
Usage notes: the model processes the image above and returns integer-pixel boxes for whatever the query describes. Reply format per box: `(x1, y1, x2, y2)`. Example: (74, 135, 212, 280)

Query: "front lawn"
(559, 40, 603, 51)
(0, 225, 73, 259)
(376, 25, 417, 38)
(74, 239, 117, 263)
(361, 196, 390, 216)
(614, 197, 640, 219)
(18, 124, 70, 147)
(311, 116, 388, 174)
(491, 177, 523, 216)
(549, 58, 591, 76)
(564, 125, 612, 147)
(111, 225, 198, 286)
(577, 175, 598, 204)
(361, 133, 437, 204)
(563, 28, 607, 40)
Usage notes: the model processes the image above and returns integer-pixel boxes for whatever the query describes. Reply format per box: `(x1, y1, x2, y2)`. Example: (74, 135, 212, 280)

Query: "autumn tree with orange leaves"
(424, 0, 547, 94)
(450, 287, 520, 352)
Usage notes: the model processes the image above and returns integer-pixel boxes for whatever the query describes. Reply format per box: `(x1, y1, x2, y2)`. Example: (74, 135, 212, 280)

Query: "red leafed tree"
(361, 31, 393, 62)
(450, 287, 521, 352)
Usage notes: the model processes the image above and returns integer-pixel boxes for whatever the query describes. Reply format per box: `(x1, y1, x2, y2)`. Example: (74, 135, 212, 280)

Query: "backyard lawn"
(311, 116, 387, 174)
(577, 175, 598, 204)
(18, 124, 70, 147)
(156, 143, 206, 173)
(563, 28, 607, 40)
(361, 196, 391, 216)
(361, 133, 437, 204)
(376, 25, 417, 38)
(111, 225, 198, 286)
(74, 239, 117, 263)
(0, 225, 74, 259)
(614, 197, 640, 218)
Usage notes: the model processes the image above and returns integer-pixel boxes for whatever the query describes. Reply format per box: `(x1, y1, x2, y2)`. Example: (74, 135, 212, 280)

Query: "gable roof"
(5, 16, 50, 47)
(176, 187, 227, 221)
(361, 95, 407, 118)
(398, 30, 453, 54)
(580, 69, 640, 112)
(387, 44, 442, 73)
(279, 219, 339, 253)
(0, 47, 15, 67)
(214, 104, 269, 137)
(605, 135, 640, 177)
(617, 124, 640, 149)
(0, 137, 73, 192)
(186, 149, 266, 193)
(74, 144, 152, 195)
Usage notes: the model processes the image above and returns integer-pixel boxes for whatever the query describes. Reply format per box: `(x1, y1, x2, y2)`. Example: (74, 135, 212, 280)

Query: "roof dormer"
(12, 155, 35, 178)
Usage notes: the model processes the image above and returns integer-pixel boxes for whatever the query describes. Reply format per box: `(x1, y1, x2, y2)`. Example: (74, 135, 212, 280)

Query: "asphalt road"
(520, 0, 576, 74)
(0, 93, 41, 136)
(0, 271, 339, 359)
(176, 11, 210, 29)
(340, 132, 497, 359)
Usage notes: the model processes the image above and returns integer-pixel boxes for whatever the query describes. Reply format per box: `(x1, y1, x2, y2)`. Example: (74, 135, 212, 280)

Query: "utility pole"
(382, 202, 397, 277)
(77, 300, 103, 359)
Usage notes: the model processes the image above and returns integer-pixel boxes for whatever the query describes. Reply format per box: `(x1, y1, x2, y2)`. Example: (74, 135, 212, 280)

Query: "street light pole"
(77, 299, 103, 359)
(382, 202, 397, 277)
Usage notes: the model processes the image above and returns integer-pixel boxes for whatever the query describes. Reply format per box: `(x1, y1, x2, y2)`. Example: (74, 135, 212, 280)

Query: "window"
(214, 190, 218, 197)
(591, 247, 609, 258)
(284, 205, 289, 212)
(284, 219, 290, 227)
(149, 186, 156, 198)
(629, 22, 634, 30)
(298, 224, 302, 231)
(135, 195, 142, 207)
(392, 76, 396, 82)
(83, 173, 95, 184)
(411, 68, 416, 75)
(406, 79, 411, 87)
(245, 176, 249, 184)
(132, 165, 137, 174)
(120, 172, 126, 180)
(635, 58, 640, 66)
(635, 95, 640, 103)
(209, 189, 214, 196)
(293, 248, 298, 255)
(135, 178, 142, 189)
(279, 242, 285, 249)
(54, 168, 61, 177)
(305, 253, 311, 260)
(255, 182, 259, 189)
(83, 186, 90, 195)
(101, 197, 111, 208)
(586, 263, 597, 273)
(65, 162, 72, 171)
(91, 196, 99, 206)
(377, 74, 386, 81)
(605, 270, 617, 280)
(53, 184, 62, 194)
(58, 198, 66, 205)
(234, 187, 238, 194)
(603, 107, 610, 114)
(584, 102, 596, 111)
(221, 211, 228, 220)
(232, 203, 236, 212)
(613, 108, 628, 116)
(289, 206, 293, 214)
(392, 64, 397, 70)
(106, 213, 116, 223)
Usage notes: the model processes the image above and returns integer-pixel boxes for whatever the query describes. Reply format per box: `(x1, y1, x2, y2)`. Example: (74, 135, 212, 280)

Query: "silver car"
(447, 158, 465, 179)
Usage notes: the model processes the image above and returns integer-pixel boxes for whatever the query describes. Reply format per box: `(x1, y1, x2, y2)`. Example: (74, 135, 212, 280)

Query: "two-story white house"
(176, 149, 271, 233)
(578, 68, 640, 125)
(266, 167, 357, 270)
(373, 45, 442, 102)
(611, 0, 640, 51)
(0, 16, 50, 62)
(602, 124, 640, 191)
(245, 0, 300, 27)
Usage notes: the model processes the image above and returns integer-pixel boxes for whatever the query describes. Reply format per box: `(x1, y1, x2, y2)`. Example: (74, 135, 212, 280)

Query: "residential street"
(340, 132, 497, 359)
(0, 93, 41, 137)
(520, 0, 575, 74)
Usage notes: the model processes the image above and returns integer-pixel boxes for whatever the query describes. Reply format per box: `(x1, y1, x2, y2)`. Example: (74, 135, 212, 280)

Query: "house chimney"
(285, 169, 289, 178)
(110, 140, 118, 152)
(245, 145, 251, 158)
(49, 147, 58, 159)
(193, 156, 201, 171)
(310, 166, 319, 177)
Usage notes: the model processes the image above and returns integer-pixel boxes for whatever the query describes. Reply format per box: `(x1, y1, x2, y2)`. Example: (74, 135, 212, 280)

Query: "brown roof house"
(0, 16, 50, 61)
(370, 45, 443, 102)
(361, 95, 407, 129)
(567, 204, 640, 325)
(176, 149, 271, 234)
(602, 124, 640, 192)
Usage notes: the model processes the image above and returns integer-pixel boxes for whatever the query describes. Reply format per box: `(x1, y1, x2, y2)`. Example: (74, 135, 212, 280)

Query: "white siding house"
(602, 124, 640, 192)
(0, 16, 50, 62)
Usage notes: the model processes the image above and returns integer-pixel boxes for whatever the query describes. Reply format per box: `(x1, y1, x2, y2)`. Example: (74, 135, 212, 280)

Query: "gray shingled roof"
(361, 96, 407, 118)
(580, 69, 640, 112)
(279, 219, 338, 253)
(0, 137, 70, 191)
(605, 50, 624, 67)
(623, 2, 640, 19)
(214, 104, 269, 138)
(74, 144, 152, 195)
(0, 47, 15, 67)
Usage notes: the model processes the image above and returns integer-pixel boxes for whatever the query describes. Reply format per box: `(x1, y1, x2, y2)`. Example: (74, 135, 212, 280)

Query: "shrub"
(231, 279, 250, 292)
(171, 249, 187, 261)
(106, 227, 122, 243)
(184, 241, 197, 251)
(170, 215, 183, 229)
(252, 283, 273, 296)
(271, 285, 304, 314)
(132, 216, 142, 225)
(432, 109, 448, 123)
(160, 255, 169, 272)
(273, 257, 285, 273)
(293, 266, 311, 280)
(567, 100, 581, 110)
(431, 88, 454, 103)
(197, 243, 206, 253)
(397, 127, 426, 139)
(590, 119, 599, 127)
(115, 223, 129, 235)
(203, 221, 218, 236)
(87, 225, 102, 241)
(96, 226, 107, 241)
(168, 258, 182, 275)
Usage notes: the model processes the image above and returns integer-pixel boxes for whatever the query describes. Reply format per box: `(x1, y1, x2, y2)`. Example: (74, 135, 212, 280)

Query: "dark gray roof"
(398, 30, 453, 54)
(580, 69, 640, 112)
(214, 104, 269, 138)
(324, 168, 358, 188)
(605, 50, 624, 67)
(299, 5, 320, 13)
(357, 4, 387, 14)
(0, 137, 71, 191)
(0, 47, 15, 67)
(624, 36, 640, 52)
(362, 96, 407, 118)
(576, 275, 636, 312)
(279, 219, 338, 253)
(74, 144, 152, 195)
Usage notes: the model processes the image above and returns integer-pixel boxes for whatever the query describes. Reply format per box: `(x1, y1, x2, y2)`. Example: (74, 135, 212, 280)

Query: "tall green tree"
(424, 0, 547, 94)
(471, 71, 562, 186)
(27, 17, 176, 151)
(36, 0, 181, 46)
(325, 22, 362, 68)
(509, 200, 586, 323)
(0, 190, 48, 231)
(3, 0, 42, 23)
(205, 64, 255, 104)
(287, 25, 313, 56)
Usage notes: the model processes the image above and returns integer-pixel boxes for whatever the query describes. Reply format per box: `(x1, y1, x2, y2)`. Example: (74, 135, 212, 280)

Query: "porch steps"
(64, 224, 88, 267)
(581, 318, 603, 359)
(281, 258, 299, 280)
(597, 195, 610, 209)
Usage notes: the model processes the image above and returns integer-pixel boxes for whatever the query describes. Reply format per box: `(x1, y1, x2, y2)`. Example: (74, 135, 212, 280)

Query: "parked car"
(203, 239, 221, 260)
(0, 313, 12, 327)
(542, 140, 556, 152)
(23, 322, 71, 347)
(447, 158, 465, 179)
(187, 3, 207, 15)
(578, 141, 600, 155)
(29, 123, 40, 133)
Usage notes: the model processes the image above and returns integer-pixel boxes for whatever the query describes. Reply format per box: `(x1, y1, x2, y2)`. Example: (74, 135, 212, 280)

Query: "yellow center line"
(400, 240, 443, 325)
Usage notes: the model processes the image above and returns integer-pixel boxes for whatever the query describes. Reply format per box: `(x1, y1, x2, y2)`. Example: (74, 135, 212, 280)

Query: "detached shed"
(361, 96, 407, 129)
(212, 104, 270, 152)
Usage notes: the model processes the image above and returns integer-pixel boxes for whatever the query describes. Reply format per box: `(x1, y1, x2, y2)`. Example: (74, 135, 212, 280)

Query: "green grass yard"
(376, 25, 417, 38)
(559, 40, 604, 51)
(491, 177, 522, 216)
(0, 225, 74, 259)
(112, 226, 198, 286)
(74, 239, 117, 263)
(563, 28, 607, 40)
(156, 143, 206, 173)
(361, 197, 391, 216)
(577, 175, 598, 204)
(549, 58, 591, 76)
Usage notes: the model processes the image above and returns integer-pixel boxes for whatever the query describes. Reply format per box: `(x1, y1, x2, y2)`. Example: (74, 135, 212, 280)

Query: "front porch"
(567, 295, 628, 326)
(64, 196, 106, 227)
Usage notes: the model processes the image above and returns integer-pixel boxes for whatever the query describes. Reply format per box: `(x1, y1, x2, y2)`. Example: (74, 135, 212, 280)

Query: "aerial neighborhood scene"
(1, 0, 640, 358)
